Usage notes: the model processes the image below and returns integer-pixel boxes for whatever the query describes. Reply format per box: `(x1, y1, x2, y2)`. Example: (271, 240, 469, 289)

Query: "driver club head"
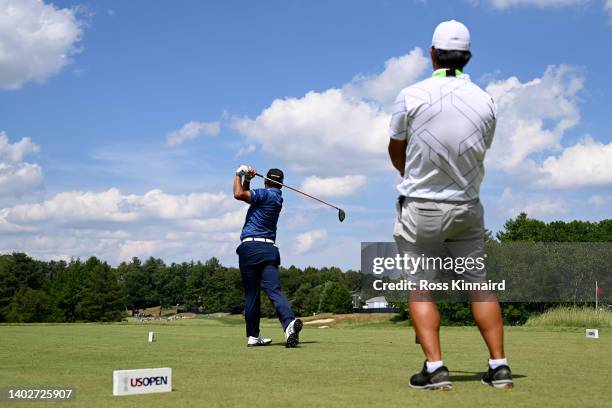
(338, 209, 346, 222)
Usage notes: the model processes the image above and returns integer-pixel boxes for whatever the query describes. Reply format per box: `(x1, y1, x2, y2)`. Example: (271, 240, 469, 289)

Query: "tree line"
(0, 254, 359, 323)
(0, 213, 609, 324)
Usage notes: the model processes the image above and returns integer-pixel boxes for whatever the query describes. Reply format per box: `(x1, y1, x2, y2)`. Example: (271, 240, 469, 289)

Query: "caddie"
(387, 20, 513, 390)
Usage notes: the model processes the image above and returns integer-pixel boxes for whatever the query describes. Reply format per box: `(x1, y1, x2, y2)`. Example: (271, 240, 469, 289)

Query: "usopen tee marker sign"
(113, 368, 172, 396)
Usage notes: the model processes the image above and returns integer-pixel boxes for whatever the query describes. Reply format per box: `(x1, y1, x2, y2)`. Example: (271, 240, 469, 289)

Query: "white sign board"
(586, 329, 599, 339)
(148, 331, 156, 342)
(113, 368, 172, 396)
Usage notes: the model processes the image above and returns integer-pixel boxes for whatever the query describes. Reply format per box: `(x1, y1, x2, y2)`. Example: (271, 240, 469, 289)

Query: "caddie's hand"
(245, 167, 257, 181)
(235, 165, 250, 177)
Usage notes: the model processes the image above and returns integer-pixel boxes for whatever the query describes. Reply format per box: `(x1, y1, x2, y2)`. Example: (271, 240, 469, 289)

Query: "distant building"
(363, 296, 388, 309)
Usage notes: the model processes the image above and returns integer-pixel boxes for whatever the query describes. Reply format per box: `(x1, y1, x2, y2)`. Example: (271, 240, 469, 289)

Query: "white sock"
(488, 358, 508, 369)
(426, 360, 443, 373)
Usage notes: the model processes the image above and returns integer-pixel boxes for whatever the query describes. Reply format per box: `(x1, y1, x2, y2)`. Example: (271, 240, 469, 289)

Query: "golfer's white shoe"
(247, 336, 272, 347)
(284, 319, 303, 348)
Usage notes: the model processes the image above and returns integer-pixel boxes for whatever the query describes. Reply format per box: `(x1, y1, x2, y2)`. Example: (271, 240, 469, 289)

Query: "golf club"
(255, 173, 346, 222)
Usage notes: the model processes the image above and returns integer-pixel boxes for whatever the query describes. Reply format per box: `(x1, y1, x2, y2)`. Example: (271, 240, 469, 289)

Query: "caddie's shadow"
(451, 370, 527, 382)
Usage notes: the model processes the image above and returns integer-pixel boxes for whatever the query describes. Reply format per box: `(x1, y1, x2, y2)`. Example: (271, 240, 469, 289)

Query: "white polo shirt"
(389, 69, 497, 202)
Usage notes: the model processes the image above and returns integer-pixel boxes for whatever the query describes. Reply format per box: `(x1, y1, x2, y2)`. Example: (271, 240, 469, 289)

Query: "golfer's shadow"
(268, 340, 319, 347)
(451, 370, 527, 382)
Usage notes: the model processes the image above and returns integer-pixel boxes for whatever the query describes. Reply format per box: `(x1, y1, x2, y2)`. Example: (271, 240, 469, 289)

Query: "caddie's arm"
(388, 139, 407, 177)
(233, 165, 256, 203)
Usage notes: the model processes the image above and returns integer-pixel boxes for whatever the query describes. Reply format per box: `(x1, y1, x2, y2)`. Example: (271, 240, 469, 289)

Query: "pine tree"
(76, 257, 125, 322)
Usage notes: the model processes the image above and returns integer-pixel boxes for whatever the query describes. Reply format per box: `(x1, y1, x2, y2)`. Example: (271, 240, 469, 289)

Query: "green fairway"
(1, 317, 610, 407)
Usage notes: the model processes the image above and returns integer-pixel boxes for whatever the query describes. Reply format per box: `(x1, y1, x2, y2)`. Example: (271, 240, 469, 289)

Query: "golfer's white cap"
(432, 20, 470, 51)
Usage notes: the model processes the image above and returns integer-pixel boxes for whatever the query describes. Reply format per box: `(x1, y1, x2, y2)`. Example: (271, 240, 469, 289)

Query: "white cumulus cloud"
(181, 207, 247, 232)
(485, 65, 582, 171)
(0, 132, 39, 161)
(0, 0, 84, 89)
(166, 121, 220, 146)
(234, 89, 390, 174)
(0, 187, 248, 264)
(0, 131, 43, 197)
(484, 66, 612, 191)
(536, 137, 612, 188)
(343, 48, 429, 106)
(301, 175, 367, 198)
(4, 188, 229, 224)
(233, 47, 429, 175)
(294, 229, 328, 255)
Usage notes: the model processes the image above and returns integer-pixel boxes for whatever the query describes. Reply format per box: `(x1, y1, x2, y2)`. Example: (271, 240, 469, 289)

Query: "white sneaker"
(284, 319, 303, 348)
(247, 336, 272, 347)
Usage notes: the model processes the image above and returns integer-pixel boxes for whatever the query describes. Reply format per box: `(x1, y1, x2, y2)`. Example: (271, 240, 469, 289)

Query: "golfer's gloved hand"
(235, 165, 251, 177)
(245, 167, 257, 181)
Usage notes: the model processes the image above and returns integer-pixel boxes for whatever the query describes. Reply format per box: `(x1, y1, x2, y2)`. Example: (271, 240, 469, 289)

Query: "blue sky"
(0, 0, 610, 269)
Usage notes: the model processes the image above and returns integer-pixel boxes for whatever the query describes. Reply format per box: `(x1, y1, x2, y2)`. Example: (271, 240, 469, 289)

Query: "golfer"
(233, 165, 303, 348)
(388, 20, 512, 389)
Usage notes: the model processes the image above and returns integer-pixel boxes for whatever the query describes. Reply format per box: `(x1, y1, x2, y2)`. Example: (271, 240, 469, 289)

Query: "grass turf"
(1, 317, 610, 407)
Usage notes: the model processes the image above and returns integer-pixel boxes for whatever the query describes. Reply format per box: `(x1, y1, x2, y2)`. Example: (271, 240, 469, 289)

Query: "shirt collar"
(268, 187, 282, 195)
(432, 68, 464, 77)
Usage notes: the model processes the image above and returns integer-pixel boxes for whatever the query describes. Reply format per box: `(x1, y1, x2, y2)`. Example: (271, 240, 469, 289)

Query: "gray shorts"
(393, 197, 487, 284)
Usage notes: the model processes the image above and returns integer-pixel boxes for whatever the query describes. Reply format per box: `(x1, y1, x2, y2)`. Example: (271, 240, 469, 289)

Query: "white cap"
(432, 20, 470, 51)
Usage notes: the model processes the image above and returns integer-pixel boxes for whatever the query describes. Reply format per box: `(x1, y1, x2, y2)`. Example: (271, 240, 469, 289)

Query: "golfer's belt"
(241, 237, 275, 244)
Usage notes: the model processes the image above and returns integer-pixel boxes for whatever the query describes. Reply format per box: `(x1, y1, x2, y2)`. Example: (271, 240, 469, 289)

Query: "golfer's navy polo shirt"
(240, 188, 283, 241)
